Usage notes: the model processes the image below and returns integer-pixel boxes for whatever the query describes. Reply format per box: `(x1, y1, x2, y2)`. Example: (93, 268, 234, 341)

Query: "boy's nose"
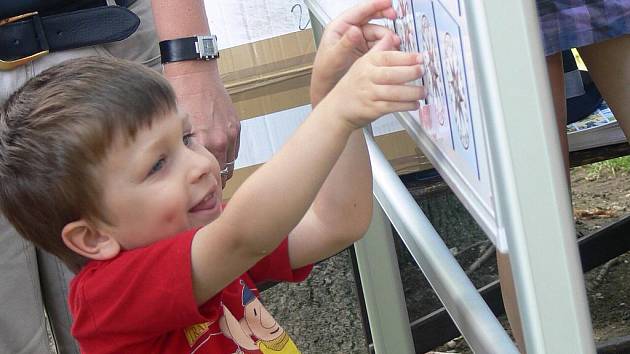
(187, 150, 215, 184)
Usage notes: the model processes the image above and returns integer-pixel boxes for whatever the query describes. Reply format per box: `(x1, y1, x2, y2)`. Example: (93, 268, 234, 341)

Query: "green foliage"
(585, 156, 630, 180)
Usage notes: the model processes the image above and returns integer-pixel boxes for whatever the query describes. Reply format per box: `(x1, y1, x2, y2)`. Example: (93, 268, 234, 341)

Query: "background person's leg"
(0, 216, 50, 354)
(497, 251, 526, 353)
(1, 47, 106, 354)
(578, 35, 630, 139)
(38, 251, 79, 354)
(546, 52, 569, 171)
(0, 3, 158, 353)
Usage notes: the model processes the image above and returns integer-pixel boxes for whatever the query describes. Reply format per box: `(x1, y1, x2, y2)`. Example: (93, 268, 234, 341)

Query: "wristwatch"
(159, 35, 219, 64)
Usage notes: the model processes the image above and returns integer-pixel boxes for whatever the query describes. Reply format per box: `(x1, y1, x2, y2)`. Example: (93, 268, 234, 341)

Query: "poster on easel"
(433, 0, 479, 178)
(392, 0, 497, 245)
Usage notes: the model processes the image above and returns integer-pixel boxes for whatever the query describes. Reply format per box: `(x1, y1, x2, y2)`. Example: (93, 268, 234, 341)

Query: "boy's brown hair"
(0, 56, 177, 272)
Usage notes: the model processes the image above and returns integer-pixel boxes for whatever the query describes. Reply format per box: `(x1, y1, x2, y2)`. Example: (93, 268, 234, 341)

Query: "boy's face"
(97, 110, 223, 250)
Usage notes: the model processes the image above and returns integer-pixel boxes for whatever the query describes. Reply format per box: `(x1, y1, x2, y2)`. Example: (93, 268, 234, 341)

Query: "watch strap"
(159, 35, 219, 64)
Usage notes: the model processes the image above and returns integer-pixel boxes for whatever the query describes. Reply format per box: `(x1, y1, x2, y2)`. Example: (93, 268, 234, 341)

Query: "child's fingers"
(377, 101, 421, 115)
(339, 0, 396, 25)
(368, 35, 401, 50)
(368, 33, 398, 52)
(364, 24, 401, 49)
(362, 24, 394, 42)
(372, 65, 423, 85)
(375, 84, 426, 102)
(338, 26, 366, 51)
(395, 101, 422, 112)
(369, 51, 423, 67)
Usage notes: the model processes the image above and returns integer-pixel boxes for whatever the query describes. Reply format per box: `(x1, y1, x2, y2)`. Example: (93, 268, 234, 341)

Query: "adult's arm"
(151, 0, 240, 185)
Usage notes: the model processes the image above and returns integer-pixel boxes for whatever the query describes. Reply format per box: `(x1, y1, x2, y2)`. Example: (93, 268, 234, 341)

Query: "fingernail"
(417, 54, 423, 63)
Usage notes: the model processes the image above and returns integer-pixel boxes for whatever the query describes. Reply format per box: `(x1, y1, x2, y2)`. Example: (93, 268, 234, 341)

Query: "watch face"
(196, 35, 219, 59)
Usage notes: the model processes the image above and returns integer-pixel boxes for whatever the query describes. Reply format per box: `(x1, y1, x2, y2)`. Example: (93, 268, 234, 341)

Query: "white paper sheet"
(205, 0, 311, 49)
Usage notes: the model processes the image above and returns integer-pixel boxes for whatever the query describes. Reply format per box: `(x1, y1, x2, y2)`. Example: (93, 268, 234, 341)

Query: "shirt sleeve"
(247, 238, 313, 284)
(70, 230, 218, 340)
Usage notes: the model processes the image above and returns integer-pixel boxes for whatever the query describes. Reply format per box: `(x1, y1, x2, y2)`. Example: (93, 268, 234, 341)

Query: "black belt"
(0, 1, 139, 70)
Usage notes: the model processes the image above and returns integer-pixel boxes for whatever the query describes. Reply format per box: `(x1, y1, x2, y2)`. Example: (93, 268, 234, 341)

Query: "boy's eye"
(183, 132, 196, 147)
(148, 157, 166, 176)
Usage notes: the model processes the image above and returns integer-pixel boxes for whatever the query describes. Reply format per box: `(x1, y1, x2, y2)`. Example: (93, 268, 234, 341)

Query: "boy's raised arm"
(189, 1, 425, 305)
(190, 91, 356, 304)
(289, 38, 426, 269)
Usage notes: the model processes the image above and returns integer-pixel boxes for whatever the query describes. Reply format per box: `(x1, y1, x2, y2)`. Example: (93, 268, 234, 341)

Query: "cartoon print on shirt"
(184, 322, 211, 347)
(220, 280, 300, 353)
(220, 305, 257, 352)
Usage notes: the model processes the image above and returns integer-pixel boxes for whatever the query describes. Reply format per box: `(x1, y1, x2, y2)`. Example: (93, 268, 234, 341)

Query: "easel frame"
(305, 0, 595, 353)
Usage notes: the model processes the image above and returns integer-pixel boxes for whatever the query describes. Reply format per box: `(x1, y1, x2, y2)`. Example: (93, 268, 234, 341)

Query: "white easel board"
(311, 0, 501, 249)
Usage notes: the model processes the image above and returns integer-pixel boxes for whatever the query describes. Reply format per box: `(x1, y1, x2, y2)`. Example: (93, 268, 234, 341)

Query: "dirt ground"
(569, 165, 630, 347)
(425, 165, 630, 353)
(259, 163, 630, 354)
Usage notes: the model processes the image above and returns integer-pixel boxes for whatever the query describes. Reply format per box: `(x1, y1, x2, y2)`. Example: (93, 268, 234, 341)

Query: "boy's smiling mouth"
(189, 190, 218, 213)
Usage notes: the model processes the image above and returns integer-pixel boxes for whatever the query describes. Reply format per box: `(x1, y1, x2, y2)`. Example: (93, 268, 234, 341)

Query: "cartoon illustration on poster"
(393, 0, 418, 53)
(434, 0, 479, 176)
(412, 0, 452, 149)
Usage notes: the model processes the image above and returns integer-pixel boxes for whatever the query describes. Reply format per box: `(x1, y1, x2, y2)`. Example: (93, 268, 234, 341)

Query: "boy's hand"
(325, 36, 426, 129)
(311, 0, 400, 106)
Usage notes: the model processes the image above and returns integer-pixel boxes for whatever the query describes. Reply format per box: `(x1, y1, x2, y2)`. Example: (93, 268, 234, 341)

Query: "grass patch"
(585, 156, 630, 180)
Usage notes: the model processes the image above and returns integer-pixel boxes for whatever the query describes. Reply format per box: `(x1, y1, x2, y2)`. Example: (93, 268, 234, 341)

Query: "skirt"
(536, 0, 630, 55)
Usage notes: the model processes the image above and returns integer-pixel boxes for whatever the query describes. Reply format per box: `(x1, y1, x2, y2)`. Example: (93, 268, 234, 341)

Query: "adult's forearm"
(151, 0, 210, 40)
(151, 0, 219, 75)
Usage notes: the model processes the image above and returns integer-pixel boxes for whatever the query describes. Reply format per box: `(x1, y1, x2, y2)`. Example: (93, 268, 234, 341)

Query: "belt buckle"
(0, 12, 49, 71)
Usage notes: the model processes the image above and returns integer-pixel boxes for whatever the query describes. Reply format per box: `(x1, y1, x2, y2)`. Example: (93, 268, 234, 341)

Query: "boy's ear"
(61, 219, 120, 261)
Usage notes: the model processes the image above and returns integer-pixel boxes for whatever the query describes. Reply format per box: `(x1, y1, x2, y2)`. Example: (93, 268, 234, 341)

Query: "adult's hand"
(311, 0, 399, 106)
(152, 0, 241, 186)
(164, 61, 240, 186)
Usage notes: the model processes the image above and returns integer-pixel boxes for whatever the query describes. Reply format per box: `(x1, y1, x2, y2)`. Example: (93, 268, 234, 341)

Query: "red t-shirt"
(69, 229, 312, 353)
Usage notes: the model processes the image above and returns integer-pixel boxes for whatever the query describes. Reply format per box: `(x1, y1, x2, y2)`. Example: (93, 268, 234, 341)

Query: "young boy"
(0, 1, 424, 352)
